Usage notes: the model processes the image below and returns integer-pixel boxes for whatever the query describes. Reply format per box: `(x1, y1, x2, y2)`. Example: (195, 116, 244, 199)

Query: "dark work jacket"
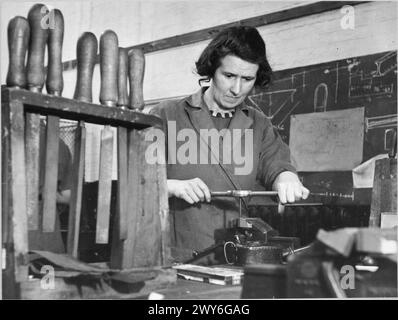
(150, 88, 296, 264)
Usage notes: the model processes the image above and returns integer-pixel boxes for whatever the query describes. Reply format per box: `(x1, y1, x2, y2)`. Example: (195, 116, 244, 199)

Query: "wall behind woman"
(1, 1, 396, 181)
(142, 1, 397, 102)
(1, 1, 396, 102)
(0, 0, 315, 181)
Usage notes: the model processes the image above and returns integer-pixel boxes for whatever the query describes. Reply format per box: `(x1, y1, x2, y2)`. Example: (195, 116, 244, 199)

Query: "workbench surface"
(149, 279, 242, 300)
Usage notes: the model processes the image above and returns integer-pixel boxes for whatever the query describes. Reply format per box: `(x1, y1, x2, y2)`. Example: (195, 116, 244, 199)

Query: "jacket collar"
(184, 88, 253, 132)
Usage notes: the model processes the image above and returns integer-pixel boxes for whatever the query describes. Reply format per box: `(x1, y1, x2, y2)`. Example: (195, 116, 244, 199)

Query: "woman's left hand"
(272, 171, 310, 204)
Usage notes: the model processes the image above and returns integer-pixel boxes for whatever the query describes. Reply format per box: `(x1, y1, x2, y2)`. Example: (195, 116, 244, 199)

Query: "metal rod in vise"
(210, 190, 278, 197)
(210, 190, 285, 214)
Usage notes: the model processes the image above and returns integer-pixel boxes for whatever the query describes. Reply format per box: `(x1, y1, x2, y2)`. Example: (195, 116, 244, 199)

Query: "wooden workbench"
(147, 279, 242, 300)
(19, 274, 242, 300)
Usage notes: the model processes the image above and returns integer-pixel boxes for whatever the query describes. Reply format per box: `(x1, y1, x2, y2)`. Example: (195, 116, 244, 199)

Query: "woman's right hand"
(167, 178, 211, 204)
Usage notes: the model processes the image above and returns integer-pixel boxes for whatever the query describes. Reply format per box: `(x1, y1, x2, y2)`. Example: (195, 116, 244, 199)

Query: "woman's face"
(207, 54, 259, 110)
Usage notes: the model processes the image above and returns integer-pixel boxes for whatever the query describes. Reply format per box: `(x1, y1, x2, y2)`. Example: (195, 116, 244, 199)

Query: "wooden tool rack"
(1, 86, 171, 299)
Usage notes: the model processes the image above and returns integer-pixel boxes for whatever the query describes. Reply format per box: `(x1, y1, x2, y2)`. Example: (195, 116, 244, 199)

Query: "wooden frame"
(2, 88, 163, 128)
(1, 86, 170, 299)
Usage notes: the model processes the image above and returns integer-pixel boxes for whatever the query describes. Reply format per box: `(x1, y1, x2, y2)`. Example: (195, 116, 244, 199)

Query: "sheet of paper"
(289, 107, 365, 171)
(352, 153, 388, 188)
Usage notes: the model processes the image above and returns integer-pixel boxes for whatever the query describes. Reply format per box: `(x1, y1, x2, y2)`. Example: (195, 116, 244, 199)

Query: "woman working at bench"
(150, 26, 309, 264)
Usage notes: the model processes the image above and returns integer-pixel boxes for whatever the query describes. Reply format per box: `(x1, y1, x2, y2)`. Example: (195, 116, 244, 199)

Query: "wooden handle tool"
(116, 47, 129, 240)
(6, 16, 30, 88)
(27, 3, 49, 92)
(46, 9, 64, 96)
(74, 32, 98, 103)
(67, 32, 97, 256)
(99, 30, 118, 107)
(128, 48, 145, 110)
(117, 48, 129, 108)
(96, 30, 118, 244)
(42, 7, 64, 232)
(25, 4, 49, 230)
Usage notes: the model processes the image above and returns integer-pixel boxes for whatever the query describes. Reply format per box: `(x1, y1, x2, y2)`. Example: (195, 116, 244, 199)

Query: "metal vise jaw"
(234, 217, 279, 243)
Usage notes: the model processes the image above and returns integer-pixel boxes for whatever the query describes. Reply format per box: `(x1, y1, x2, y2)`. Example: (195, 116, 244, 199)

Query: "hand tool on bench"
(116, 48, 129, 240)
(25, 4, 49, 230)
(96, 30, 118, 244)
(210, 190, 281, 243)
(67, 32, 97, 257)
(210, 189, 352, 240)
(211, 190, 352, 214)
(211, 190, 285, 214)
(41, 8, 64, 232)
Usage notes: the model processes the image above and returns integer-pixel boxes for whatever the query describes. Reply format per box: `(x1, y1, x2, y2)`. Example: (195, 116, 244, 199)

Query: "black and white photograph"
(0, 0, 397, 304)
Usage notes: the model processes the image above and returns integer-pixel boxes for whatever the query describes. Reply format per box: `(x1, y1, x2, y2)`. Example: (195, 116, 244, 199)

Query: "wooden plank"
(117, 127, 128, 240)
(155, 279, 241, 300)
(126, 129, 141, 266)
(67, 122, 86, 257)
(369, 159, 382, 227)
(369, 159, 397, 227)
(2, 102, 11, 245)
(385, 159, 397, 213)
(380, 161, 393, 216)
(111, 128, 167, 268)
(156, 128, 171, 266)
(19, 276, 242, 300)
(95, 125, 114, 244)
(20, 268, 177, 299)
(25, 113, 41, 230)
(1, 101, 8, 299)
(110, 129, 141, 268)
(2, 100, 20, 298)
(1, 243, 19, 299)
(9, 100, 29, 283)
(4, 87, 162, 129)
(390, 159, 397, 213)
(109, 127, 129, 267)
(61, 1, 368, 71)
(42, 115, 60, 232)
(132, 130, 162, 267)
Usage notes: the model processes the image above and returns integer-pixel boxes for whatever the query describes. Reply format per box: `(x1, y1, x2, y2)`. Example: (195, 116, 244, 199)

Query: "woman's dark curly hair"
(195, 26, 273, 88)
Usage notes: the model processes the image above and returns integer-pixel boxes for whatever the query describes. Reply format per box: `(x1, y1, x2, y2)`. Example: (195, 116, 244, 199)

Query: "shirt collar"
(184, 87, 250, 113)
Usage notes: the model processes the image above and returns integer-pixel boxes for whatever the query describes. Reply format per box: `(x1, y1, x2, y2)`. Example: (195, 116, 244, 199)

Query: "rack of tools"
(2, 4, 171, 299)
